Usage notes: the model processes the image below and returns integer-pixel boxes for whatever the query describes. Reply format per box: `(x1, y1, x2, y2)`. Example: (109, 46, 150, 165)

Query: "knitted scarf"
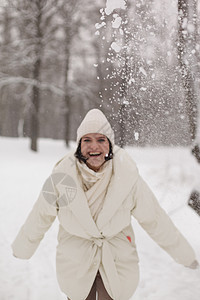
(76, 159, 113, 222)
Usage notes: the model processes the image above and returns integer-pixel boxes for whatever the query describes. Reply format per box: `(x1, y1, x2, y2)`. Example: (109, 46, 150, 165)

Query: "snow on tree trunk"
(177, 0, 198, 142)
(192, 0, 200, 144)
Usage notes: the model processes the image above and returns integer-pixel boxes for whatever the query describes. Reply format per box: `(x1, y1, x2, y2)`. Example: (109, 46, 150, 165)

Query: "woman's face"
(81, 133, 110, 172)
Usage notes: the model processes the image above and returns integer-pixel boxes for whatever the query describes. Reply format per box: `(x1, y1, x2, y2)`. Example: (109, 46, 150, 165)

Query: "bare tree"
(29, 0, 43, 151)
(191, 0, 200, 156)
(117, 5, 130, 148)
(57, 0, 81, 147)
(1, 0, 197, 148)
(13, 0, 61, 151)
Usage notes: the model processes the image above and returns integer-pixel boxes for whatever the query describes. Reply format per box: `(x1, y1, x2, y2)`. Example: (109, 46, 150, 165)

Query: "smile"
(89, 152, 101, 156)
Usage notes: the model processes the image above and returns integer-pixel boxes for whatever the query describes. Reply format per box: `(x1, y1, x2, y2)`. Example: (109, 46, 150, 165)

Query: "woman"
(12, 109, 198, 300)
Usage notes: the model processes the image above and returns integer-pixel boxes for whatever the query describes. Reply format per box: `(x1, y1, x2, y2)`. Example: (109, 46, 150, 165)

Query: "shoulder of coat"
(52, 150, 76, 172)
(113, 145, 138, 172)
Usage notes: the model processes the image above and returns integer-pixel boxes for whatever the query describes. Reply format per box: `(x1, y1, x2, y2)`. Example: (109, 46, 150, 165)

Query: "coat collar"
(55, 146, 138, 237)
(96, 146, 138, 229)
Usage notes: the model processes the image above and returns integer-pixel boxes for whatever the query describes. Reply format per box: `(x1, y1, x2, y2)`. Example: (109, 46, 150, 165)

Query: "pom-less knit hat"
(77, 109, 115, 145)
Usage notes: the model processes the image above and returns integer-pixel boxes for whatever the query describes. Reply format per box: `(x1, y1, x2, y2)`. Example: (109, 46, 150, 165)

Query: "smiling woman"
(12, 109, 198, 300)
(74, 134, 113, 169)
(76, 133, 110, 170)
(81, 133, 110, 172)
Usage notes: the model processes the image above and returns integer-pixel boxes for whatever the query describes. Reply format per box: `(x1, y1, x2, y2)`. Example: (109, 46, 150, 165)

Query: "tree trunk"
(177, 0, 198, 142)
(30, 60, 41, 151)
(61, 0, 80, 147)
(192, 0, 200, 142)
(118, 6, 130, 148)
(64, 92, 71, 147)
(119, 104, 126, 148)
(30, 3, 42, 152)
(63, 35, 71, 147)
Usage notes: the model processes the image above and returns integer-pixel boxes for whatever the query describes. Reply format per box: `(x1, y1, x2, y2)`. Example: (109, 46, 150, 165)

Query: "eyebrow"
(83, 135, 106, 139)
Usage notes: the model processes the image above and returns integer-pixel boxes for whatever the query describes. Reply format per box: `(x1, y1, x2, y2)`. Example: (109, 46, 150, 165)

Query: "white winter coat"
(12, 146, 196, 300)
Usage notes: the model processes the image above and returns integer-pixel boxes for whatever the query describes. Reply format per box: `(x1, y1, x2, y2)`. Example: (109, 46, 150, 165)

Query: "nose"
(89, 140, 99, 151)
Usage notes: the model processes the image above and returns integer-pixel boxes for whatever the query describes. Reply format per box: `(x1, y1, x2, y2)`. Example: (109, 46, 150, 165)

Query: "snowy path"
(0, 138, 200, 300)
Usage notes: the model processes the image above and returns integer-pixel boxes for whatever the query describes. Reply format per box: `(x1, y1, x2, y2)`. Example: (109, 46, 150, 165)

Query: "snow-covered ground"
(0, 137, 200, 300)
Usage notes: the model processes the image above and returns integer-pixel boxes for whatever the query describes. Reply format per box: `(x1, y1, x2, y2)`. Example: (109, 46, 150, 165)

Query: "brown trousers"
(68, 272, 113, 300)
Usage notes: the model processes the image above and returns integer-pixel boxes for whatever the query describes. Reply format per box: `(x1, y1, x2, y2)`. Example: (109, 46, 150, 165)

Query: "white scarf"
(76, 159, 113, 222)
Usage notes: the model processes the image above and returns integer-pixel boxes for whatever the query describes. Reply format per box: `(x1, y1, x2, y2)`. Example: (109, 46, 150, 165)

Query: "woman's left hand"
(187, 260, 199, 269)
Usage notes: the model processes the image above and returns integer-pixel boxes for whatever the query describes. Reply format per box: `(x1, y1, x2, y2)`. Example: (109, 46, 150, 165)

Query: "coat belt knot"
(92, 237, 104, 247)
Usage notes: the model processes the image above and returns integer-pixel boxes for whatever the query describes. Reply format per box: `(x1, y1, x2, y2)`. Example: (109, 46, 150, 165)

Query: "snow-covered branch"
(0, 76, 65, 96)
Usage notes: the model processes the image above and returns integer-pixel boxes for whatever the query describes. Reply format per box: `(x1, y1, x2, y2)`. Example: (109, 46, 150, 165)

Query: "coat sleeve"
(11, 175, 58, 259)
(131, 175, 196, 267)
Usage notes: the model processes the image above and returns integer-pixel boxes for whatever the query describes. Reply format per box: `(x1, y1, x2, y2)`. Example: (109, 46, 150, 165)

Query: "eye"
(83, 139, 91, 142)
(98, 138, 106, 142)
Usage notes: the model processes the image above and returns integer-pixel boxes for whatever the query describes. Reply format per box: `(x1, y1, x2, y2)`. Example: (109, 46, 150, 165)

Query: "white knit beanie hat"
(77, 109, 115, 145)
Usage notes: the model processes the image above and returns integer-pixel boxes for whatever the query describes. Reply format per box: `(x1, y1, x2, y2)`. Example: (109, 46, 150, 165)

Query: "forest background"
(0, 0, 199, 151)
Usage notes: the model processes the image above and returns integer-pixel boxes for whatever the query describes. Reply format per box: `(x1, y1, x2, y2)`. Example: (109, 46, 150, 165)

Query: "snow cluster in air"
(112, 14, 122, 28)
(95, 22, 106, 29)
(111, 41, 121, 52)
(104, 0, 126, 15)
(139, 67, 147, 77)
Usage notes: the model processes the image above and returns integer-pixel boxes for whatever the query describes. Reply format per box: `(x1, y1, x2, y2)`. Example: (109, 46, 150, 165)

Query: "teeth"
(89, 152, 101, 156)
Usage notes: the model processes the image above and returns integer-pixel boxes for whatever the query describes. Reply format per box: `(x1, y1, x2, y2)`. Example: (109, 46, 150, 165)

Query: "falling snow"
(112, 15, 122, 29)
(104, 0, 126, 15)
(111, 41, 121, 53)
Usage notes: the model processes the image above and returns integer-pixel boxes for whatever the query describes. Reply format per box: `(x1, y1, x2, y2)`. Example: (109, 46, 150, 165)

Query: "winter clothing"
(187, 259, 199, 269)
(12, 146, 196, 300)
(76, 109, 115, 145)
(68, 272, 113, 300)
(12, 109, 197, 300)
(77, 159, 112, 222)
